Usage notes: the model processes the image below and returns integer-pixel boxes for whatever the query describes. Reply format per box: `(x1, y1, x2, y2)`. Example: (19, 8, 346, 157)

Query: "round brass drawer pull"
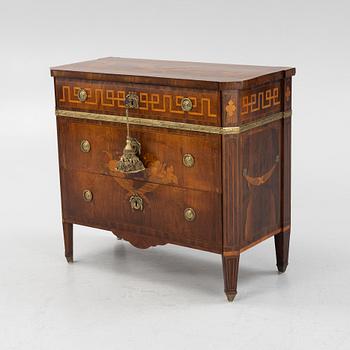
(130, 194, 143, 211)
(80, 139, 91, 153)
(83, 189, 93, 202)
(184, 208, 196, 222)
(77, 88, 88, 102)
(181, 97, 193, 112)
(183, 153, 195, 167)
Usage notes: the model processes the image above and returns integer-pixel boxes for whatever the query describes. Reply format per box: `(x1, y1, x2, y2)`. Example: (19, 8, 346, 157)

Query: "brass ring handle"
(129, 194, 143, 211)
(77, 88, 88, 102)
(80, 140, 91, 153)
(183, 153, 195, 167)
(83, 189, 93, 202)
(184, 208, 196, 221)
(181, 97, 193, 112)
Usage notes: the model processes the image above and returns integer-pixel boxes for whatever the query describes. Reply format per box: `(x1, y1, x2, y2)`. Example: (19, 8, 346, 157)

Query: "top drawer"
(55, 78, 220, 126)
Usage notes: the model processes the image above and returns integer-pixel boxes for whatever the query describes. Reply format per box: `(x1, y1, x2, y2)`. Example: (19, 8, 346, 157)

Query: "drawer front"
(55, 78, 220, 126)
(57, 117, 221, 193)
(61, 170, 222, 253)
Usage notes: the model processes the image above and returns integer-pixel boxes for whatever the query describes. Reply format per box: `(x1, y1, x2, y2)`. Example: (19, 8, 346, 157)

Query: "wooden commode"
(51, 57, 295, 301)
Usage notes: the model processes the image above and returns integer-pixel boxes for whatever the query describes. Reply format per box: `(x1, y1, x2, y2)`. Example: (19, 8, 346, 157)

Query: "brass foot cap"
(226, 292, 237, 302)
(277, 263, 288, 273)
(66, 256, 73, 263)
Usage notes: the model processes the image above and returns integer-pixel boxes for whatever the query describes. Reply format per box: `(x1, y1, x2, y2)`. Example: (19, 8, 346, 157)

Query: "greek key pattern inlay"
(241, 88, 280, 116)
(59, 85, 217, 118)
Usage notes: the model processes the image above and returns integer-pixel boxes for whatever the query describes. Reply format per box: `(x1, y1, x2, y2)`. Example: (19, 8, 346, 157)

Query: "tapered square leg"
(222, 254, 240, 302)
(274, 230, 290, 273)
(63, 222, 73, 263)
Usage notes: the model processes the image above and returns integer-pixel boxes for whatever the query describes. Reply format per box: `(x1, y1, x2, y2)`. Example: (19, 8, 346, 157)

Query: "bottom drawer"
(61, 170, 222, 253)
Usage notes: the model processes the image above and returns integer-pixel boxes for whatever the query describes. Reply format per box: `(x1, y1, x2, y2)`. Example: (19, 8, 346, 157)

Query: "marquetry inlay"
(285, 86, 291, 102)
(59, 85, 217, 118)
(225, 99, 237, 118)
(241, 87, 280, 116)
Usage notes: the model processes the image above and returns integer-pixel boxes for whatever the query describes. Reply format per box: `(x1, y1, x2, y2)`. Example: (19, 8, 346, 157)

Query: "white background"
(0, 1, 349, 349)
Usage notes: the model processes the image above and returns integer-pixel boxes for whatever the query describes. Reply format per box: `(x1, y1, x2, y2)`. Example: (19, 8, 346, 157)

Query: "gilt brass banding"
(80, 139, 91, 153)
(56, 110, 292, 135)
(184, 208, 196, 221)
(77, 89, 88, 102)
(83, 190, 93, 202)
(283, 110, 292, 118)
(183, 154, 195, 167)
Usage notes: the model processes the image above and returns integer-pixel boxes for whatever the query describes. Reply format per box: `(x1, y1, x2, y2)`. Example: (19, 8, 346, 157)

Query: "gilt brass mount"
(83, 189, 93, 202)
(129, 194, 143, 211)
(184, 208, 196, 221)
(183, 153, 195, 167)
(80, 139, 91, 153)
(77, 89, 88, 102)
(125, 93, 139, 109)
(116, 137, 145, 173)
(128, 138, 142, 155)
(181, 97, 193, 112)
(116, 93, 146, 174)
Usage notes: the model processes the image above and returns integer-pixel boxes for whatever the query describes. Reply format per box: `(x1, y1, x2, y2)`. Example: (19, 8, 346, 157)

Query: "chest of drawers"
(51, 57, 295, 301)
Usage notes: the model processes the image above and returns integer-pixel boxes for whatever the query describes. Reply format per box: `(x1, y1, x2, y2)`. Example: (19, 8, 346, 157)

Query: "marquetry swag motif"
(243, 155, 280, 187)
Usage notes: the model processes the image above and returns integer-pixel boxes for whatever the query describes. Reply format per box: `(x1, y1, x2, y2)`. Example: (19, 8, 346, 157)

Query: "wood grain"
(62, 222, 73, 263)
(239, 120, 282, 249)
(221, 134, 240, 255)
(222, 254, 240, 302)
(57, 116, 221, 193)
(51, 57, 295, 90)
(56, 78, 220, 126)
(274, 230, 291, 272)
(53, 57, 295, 301)
(61, 169, 222, 253)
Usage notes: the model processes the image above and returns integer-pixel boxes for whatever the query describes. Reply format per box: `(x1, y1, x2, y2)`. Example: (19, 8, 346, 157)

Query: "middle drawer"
(57, 117, 222, 193)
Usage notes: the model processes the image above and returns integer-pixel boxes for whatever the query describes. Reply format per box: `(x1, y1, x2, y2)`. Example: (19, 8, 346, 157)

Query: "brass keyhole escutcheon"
(183, 153, 195, 167)
(181, 97, 193, 112)
(83, 189, 93, 202)
(80, 140, 91, 153)
(77, 89, 88, 102)
(184, 208, 196, 222)
(125, 93, 139, 109)
(129, 194, 143, 211)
